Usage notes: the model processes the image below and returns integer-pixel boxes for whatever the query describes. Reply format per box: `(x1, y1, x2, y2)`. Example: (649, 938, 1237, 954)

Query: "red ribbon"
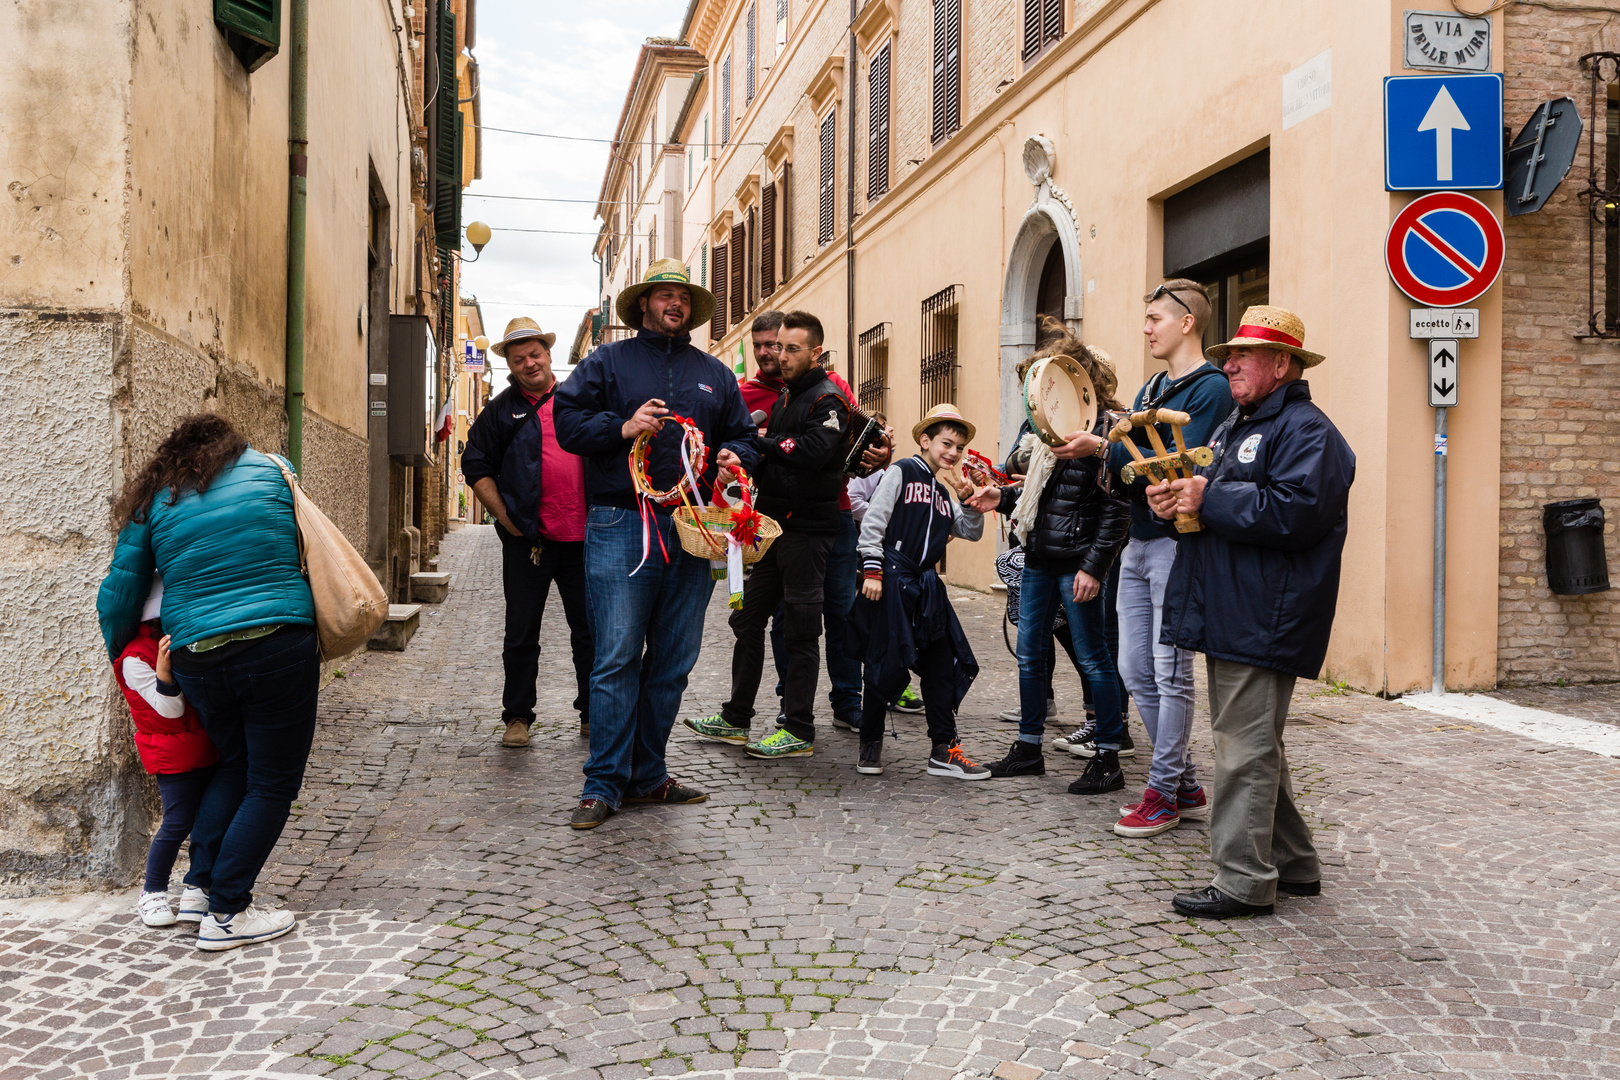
(1234, 324, 1303, 348)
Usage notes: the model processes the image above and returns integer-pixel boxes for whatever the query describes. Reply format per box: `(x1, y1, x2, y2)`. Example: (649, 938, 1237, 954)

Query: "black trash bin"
(1543, 498, 1611, 595)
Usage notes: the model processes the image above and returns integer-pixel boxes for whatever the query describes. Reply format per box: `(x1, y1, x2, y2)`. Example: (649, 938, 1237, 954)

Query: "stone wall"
(1497, 9, 1620, 684)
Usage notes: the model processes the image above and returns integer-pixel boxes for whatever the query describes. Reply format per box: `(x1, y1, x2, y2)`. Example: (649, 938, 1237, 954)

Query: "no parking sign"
(1385, 191, 1504, 307)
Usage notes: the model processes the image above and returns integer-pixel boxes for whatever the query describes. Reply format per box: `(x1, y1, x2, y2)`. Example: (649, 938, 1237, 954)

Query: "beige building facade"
(654, 0, 1620, 697)
(0, 0, 476, 887)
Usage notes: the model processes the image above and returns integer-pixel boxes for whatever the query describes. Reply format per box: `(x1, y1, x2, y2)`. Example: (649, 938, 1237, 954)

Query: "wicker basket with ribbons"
(672, 469, 781, 564)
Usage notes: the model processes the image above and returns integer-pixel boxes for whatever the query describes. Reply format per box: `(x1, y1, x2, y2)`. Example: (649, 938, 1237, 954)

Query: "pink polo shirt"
(523, 390, 586, 542)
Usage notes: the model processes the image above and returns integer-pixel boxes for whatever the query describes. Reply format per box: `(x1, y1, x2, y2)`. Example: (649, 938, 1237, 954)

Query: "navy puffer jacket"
(1159, 379, 1356, 679)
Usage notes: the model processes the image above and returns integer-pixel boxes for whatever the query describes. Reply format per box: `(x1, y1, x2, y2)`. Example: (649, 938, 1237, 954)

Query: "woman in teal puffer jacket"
(98, 414, 318, 952)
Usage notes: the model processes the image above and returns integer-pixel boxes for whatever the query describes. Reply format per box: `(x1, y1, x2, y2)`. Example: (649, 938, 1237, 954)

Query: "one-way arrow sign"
(1429, 338, 1459, 407)
(1417, 84, 1469, 182)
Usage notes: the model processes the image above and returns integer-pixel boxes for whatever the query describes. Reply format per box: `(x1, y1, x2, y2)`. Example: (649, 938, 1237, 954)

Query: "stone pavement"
(5, 524, 1620, 1080)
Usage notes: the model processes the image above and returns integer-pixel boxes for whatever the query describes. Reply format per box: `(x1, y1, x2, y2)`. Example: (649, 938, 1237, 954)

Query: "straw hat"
(1206, 305, 1325, 368)
(912, 404, 977, 445)
(615, 257, 716, 331)
(489, 317, 557, 358)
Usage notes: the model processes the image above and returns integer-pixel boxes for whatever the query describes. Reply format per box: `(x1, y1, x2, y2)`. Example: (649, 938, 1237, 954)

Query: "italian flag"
(434, 395, 454, 442)
(735, 339, 747, 381)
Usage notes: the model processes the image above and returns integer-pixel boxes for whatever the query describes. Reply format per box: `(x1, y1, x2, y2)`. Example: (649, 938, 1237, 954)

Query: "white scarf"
(1010, 432, 1055, 546)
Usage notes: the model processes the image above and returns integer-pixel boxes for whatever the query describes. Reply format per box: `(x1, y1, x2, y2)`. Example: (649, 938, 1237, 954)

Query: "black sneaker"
(831, 712, 861, 733)
(1051, 716, 1096, 752)
(623, 777, 708, 804)
(1068, 749, 1124, 795)
(857, 740, 883, 775)
(570, 799, 616, 829)
(926, 740, 991, 780)
(987, 740, 1045, 778)
(1069, 726, 1136, 759)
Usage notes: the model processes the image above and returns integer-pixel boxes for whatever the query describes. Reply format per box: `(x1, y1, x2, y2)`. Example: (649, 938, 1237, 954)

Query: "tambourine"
(629, 415, 708, 506)
(963, 449, 1008, 488)
(1023, 355, 1098, 448)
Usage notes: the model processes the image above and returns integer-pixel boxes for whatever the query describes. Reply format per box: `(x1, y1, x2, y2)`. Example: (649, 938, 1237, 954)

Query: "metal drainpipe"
(285, 0, 309, 472)
(844, 0, 856, 384)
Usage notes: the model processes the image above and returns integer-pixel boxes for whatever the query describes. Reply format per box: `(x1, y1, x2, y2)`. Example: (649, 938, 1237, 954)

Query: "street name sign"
(1410, 307, 1480, 338)
(1385, 73, 1503, 190)
(1403, 10, 1491, 72)
(1386, 191, 1504, 307)
(1429, 339, 1459, 408)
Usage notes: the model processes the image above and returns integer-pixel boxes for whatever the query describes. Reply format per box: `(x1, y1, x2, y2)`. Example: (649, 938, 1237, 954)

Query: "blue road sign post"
(1385, 73, 1504, 191)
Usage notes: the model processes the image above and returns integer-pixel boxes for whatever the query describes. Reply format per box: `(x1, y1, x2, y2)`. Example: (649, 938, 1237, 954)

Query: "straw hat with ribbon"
(911, 404, 977, 445)
(615, 257, 716, 331)
(1206, 305, 1325, 368)
(489, 317, 557, 358)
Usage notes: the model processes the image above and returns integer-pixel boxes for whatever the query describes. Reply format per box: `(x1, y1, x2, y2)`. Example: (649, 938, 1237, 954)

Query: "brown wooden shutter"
(747, 207, 759, 309)
(781, 163, 793, 281)
(711, 243, 729, 337)
(730, 226, 745, 323)
(819, 110, 836, 245)
(868, 44, 891, 200)
(761, 182, 777, 297)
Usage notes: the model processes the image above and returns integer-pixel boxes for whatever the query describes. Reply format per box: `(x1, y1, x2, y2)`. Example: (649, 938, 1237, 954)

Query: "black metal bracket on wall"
(1576, 51, 1619, 341)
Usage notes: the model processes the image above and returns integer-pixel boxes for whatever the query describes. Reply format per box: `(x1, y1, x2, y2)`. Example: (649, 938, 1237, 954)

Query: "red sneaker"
(1176, 785, 1210, 822)
(1114, 788, 1181, 838)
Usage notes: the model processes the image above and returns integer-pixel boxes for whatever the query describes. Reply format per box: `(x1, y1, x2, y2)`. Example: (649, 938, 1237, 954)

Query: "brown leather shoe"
(570, 799, 615, 829)
(501, 719, 531, 748)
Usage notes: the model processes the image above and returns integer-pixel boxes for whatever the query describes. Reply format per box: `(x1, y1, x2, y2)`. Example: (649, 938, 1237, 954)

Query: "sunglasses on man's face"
(1149, 284, 1194, 317)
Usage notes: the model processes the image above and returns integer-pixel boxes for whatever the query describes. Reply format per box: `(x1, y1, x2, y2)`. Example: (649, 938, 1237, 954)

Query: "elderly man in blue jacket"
(1146, 306, 1355, 919)
(554, 259, 759, 830)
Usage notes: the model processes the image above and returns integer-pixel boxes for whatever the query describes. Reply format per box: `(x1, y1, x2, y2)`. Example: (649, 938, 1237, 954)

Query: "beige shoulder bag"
(271, 456, 389, 659)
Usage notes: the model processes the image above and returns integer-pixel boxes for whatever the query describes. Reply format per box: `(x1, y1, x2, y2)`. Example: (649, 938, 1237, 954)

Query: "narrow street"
(4, 525, 1619, 1080)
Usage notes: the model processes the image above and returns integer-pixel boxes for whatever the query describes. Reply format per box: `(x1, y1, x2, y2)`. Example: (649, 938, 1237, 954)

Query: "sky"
(461, 0, 690, 383)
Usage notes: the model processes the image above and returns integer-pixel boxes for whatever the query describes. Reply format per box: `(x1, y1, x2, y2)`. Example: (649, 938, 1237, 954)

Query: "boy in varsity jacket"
(847, 406, 995, 779)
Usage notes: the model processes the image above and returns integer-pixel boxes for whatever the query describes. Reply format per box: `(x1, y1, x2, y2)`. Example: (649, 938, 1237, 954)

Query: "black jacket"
(461, 376, 553, 542)
(553, 327, 759, 510)
(1160, 379, 1356, 679)
(754, 368, 850, 534)
(996, 417, 1130, 580)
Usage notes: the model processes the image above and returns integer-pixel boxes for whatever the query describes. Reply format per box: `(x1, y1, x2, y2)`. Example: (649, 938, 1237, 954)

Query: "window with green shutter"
(433, 5, 462, 251)
(214, 0, 281, 73)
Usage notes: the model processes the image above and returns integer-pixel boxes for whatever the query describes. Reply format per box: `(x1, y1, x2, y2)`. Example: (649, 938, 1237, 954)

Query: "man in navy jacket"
(554, 259, 759, 829)
(1147, 306, 1355, 920)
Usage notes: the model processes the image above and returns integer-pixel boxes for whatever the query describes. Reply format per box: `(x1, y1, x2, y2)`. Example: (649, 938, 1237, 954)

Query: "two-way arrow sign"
(1417, 85, 1469, 182)
(1429, 338, 1459, 407)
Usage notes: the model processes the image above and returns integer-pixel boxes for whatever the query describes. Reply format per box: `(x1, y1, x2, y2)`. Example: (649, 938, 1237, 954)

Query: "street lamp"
(464, 220, 491, 261)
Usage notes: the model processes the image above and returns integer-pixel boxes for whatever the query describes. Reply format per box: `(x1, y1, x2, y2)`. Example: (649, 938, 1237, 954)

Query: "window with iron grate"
(856, 323, 890, 416)
(931, 0, 961, 144)
(819, 109, 837, 246)
(920, 285, 961, 413)
(868, 44, 891, 201)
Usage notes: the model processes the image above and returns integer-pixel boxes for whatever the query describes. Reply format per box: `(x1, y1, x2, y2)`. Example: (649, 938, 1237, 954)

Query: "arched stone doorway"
(998, 199, 1083, 458)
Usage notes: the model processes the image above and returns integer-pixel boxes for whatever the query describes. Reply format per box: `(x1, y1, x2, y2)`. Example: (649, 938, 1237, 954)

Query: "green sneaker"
(744, 728, 814, 759)
(894, 685, 924, 714)
(683, 714, 750, 745)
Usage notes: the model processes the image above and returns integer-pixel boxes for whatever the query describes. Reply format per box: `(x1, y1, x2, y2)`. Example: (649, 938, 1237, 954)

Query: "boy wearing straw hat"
(463, 317, 594, 750)
(1145, 305, 1355, 919)
(554, 259, 759, 829)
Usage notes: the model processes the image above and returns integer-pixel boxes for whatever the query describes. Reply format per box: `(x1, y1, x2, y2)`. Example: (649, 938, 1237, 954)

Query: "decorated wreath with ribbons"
(963, 448, 1010, 489)
(629, 413, 709, 506)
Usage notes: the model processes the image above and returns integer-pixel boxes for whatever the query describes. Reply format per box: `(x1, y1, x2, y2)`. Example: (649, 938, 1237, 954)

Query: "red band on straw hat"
(1234, 324, 1304, 349)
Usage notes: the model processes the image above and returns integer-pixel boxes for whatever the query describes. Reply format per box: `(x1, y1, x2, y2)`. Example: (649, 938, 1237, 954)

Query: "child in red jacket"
(113, 578, 219, 927)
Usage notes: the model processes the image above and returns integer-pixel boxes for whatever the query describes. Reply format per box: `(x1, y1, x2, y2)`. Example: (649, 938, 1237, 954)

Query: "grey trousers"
(1206, 657, 1320, 905)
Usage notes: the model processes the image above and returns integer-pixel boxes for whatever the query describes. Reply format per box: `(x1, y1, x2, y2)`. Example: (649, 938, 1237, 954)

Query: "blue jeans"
(173, 626, 320, 916)
(1118, 537, 1197, 798)
(772, 510, 861, 719)
(582, 505, 716, 807)
(1016, 562, 1123, 749)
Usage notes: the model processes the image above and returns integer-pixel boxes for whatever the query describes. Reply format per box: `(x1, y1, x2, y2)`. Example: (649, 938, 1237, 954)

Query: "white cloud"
(463, 0, 689, 383)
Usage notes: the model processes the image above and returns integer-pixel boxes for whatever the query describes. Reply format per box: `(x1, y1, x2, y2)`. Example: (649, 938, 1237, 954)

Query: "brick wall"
(1497, 9, 1620, 684)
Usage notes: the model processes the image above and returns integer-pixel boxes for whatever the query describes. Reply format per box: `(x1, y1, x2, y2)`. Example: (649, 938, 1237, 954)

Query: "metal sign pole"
(1433, 406, 1447, 695)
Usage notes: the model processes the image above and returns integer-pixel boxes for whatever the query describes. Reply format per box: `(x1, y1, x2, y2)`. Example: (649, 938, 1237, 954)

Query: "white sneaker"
(195, 904, 296, 951)
(137, 890, 177, 927)
(176, 886, 209, 923)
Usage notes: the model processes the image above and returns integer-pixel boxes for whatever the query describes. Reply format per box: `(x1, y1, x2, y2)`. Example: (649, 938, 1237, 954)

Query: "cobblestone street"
(6, 525, 1620, 1080)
